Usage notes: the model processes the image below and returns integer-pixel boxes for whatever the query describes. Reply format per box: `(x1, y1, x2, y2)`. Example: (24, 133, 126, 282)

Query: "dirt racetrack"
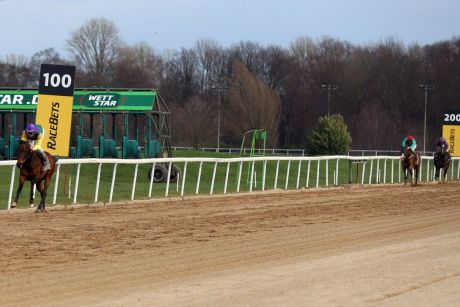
(1, 182, 460, 306)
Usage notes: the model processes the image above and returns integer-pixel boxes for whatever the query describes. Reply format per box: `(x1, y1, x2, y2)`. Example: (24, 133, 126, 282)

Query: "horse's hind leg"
(12, 175, 26, 208)
(29, 182, 35, 207)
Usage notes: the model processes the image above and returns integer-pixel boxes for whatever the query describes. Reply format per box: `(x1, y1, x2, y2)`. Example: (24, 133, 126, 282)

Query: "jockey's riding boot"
(37, 149, 50, 172)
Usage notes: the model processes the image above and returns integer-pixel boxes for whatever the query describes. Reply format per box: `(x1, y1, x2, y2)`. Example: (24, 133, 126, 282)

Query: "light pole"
(419, 84, 434, 154)
(211, 84, 227, 152)
(321, 84, 338, 116)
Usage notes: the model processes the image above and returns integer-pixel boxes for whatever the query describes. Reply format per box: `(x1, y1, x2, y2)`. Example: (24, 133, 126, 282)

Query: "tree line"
(1, 18, 459, 151)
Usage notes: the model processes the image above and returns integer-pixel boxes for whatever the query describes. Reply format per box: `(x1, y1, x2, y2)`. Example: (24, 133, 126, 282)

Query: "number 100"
(43, 73, 72, 88)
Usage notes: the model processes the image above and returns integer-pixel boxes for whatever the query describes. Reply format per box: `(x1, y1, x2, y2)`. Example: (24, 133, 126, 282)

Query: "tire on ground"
(148, 164, 168, 183)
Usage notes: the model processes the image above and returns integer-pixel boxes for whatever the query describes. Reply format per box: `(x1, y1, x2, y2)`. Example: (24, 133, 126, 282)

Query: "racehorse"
(11, 141, 57, 213)
(434, 143, 451, 181)
(401, 147, 421, 186)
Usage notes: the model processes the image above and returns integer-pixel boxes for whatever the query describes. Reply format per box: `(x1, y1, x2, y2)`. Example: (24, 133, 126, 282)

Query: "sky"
(1, 0, 459, 58)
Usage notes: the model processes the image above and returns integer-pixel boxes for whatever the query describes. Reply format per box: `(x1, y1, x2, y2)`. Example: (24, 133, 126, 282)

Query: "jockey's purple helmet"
(439, 136, 446, 143)
(26, 123, 37, 132)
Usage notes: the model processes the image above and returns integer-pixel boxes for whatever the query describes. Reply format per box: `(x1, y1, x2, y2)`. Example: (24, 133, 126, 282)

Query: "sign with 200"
(443, 113, 460, 123)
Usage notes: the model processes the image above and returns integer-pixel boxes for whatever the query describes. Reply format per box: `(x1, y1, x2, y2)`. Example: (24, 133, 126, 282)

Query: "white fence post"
(196, 161, 203, 194)
(250, 161, 255, 192)
(335, 159, 339, 186)
(274, 160, 280, 189)
(94, 163, 101, 203)
(224, 162, 230, 195)
(237, 161, 243, 192)
(426, 159, 430, 182)
(53, 164, 61, 205)
(383, 159, 387, 184)
(210, 162, 218, 195)
(181, 162, 188, 197)
(391, 159, 394, 184)
(131, 164, 139, 201)
(285, 160, 291, 190)
(7, 165, 16, 210)
(296, 161, 301, 189)
(165, 162, 172, 197)
(369, 159, 373, 185)
(109, 163, 118, 203)
(73, 163, 81, 205)
(148, 162, 156, 198)
(316, 159, 320, 188)
(262, 160, 267, 191)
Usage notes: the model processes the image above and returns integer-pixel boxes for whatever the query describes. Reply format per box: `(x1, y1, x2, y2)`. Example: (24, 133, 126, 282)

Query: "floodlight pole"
(211, 84, 227, 152)
(419, 84, 434, 155)
(321, 84, 338, 116)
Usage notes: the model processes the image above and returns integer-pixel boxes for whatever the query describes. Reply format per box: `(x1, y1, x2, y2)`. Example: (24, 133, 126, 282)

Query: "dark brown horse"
(401, 147, 421, 186)
(434, 144, 451, 181)
(11, 141, 57, 212)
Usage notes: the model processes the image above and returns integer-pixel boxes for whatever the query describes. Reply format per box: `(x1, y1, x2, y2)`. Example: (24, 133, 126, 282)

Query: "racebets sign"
(442, 112, 460, 157)
(35, 64, 76, 157)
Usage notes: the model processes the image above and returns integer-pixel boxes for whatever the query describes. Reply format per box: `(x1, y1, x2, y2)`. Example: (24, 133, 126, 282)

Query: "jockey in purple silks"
(435, 136, 449, 153)
(20, 123, 50, 172)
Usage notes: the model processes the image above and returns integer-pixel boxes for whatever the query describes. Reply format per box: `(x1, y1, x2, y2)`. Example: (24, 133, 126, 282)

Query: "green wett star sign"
(0, 89, 156, 111)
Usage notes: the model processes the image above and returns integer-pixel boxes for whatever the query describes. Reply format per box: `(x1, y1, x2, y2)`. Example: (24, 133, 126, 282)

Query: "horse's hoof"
(30, 204, 35, 208)
(10, 202, 17, 209)
(34, 208, 44, 213)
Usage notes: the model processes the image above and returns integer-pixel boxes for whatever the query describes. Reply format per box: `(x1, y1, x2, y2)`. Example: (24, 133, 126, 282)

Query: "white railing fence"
(1, 155, 459, 210)
(172, 147, 437, 157)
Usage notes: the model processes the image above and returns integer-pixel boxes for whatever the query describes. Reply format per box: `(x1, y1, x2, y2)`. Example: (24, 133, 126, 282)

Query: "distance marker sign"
(442, 111, 460, 157)
(35, 64, 76, 156)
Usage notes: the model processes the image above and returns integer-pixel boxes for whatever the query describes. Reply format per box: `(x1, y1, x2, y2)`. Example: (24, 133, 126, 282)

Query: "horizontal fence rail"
(1, 155, 459, 210)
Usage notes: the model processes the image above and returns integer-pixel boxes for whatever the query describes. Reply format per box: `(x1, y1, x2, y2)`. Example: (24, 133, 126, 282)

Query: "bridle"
(16, 142, 34, 168)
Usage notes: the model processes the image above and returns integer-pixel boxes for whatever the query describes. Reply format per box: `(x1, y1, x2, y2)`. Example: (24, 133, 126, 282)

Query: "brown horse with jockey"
(11, 123, 57, 212)
(400, 135, 420, 185)
(434, 136, 451, 181)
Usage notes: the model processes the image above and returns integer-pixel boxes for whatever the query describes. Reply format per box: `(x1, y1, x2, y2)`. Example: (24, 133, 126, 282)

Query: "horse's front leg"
(35, 180, 46, 213)
(403, 168, 408, 185)
(36, 176, 51, 213)
(11, 175, 26, 209)
(29, 181, 35, 207)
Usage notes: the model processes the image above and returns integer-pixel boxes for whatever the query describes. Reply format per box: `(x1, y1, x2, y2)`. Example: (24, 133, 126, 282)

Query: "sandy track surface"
(1, 183, 459, 306)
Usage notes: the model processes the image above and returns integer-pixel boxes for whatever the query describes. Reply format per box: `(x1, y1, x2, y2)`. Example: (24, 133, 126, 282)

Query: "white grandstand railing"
(1, 155, 459, 210)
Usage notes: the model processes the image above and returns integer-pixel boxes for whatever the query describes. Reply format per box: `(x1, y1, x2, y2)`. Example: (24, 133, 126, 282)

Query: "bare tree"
(171, 95, 216, 148)
(162, 48, 199, 102)
(224, 61, 281, 147)
(194, 38, 226, 91)
(29, 48, 67, 78)
(0, 54, 34, 87)
(113, 42, 163, 88)
(66, 18, 122, 86)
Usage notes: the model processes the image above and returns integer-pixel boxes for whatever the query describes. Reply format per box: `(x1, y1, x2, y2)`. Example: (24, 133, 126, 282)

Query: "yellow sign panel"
(35, 94, 73, 156)
(442, 125, 460, 157)
(36, 64, 75, 157)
